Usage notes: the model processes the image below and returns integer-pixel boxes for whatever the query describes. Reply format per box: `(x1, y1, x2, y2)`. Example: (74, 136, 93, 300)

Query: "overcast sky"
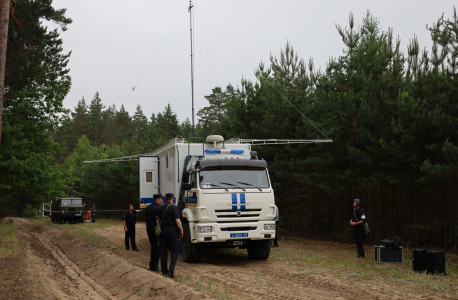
(50, 0, 456, 123)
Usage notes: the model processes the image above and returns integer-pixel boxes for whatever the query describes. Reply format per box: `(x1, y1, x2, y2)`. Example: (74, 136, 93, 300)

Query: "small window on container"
(146, 172, 153, 183)
(166, 152, 169, 169)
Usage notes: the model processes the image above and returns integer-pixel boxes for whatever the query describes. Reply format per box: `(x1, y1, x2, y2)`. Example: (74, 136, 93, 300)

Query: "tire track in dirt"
(5, 218, 209, 300)
(32, 232, 113, 299)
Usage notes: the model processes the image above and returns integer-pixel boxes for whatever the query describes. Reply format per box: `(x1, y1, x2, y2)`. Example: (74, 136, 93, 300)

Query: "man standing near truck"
(123, 204, 144, 251)
(145, 193, 163, 271)
(350, 199, 366, 258)
(91, 204, 96, 223)
(156, 193, 183, 278)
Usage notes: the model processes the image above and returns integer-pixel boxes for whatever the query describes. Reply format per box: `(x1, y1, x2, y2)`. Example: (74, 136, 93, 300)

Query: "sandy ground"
(1, 218, 455, 300)
(0, 218, 208, 300)
(96, 223, 455, 300)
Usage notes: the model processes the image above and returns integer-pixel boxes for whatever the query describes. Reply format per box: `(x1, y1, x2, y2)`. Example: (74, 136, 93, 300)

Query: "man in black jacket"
(350, 199, 367, 258)
(145, 193, 163, 271)
(123, 204, 144, 251)
(156, 193, 183, 278)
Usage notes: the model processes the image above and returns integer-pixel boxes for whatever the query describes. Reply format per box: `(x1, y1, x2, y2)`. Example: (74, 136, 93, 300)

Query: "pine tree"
(88, 92, 105, 147)
(132, 104, 148, 148)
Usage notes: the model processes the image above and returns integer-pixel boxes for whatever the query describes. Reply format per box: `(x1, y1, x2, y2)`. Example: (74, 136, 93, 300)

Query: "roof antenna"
(189, 0, 195, 142)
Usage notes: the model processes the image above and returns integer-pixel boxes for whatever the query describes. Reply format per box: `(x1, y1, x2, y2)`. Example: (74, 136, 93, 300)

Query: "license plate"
(230, 233, 248, 238)
(75, 214, 82, 216)
(233, 241, 243, 246)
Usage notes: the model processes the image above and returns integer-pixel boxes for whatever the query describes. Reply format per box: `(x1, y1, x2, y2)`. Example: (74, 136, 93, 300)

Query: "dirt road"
(97, 223, 456, 300)
(1, 218, 208, 300)
(1, 218, 455, 300)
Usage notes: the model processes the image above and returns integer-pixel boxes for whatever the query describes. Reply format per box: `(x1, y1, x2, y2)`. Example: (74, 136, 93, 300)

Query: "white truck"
(138, 135, 281, 263)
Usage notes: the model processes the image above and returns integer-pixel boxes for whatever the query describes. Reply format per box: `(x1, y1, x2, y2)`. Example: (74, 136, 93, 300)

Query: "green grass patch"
(0, 221, 22, 257)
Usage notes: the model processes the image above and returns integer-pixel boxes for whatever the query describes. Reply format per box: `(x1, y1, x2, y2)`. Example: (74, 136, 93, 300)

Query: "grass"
(0, 221, 22, 257)
(262, 237, 458, 297)
(175, 273, 232, 299)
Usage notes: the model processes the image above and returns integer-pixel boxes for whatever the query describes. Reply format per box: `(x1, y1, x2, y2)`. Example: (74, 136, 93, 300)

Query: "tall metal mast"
(189, 0, 195, 142)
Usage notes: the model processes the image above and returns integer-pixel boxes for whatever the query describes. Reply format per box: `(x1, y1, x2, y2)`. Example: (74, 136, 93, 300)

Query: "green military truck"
(50, 196, 86, 224)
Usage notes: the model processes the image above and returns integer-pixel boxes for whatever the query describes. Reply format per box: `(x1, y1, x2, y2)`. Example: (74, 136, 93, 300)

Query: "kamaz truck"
(138, 135, 281, 263)
(50, 196, 86, 224)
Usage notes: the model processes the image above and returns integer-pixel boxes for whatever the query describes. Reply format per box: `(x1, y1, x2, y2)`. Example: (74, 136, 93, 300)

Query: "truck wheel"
(247, 240, 271, 260)
(80, 216, 84, 223)
(57, 215, 62, 224)
(181, 223, 202, 263)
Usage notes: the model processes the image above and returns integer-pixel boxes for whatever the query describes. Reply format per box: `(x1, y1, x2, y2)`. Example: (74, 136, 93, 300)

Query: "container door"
(139, 156, 159, 208)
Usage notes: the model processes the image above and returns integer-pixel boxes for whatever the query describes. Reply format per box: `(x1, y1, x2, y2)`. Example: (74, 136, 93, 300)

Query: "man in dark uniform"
(350, 199, 366, 258)
(145, 193, 163, 271)
(123, 204, 144, 251)
(91, 204, 96, 223)
(156, 193, 183, 278)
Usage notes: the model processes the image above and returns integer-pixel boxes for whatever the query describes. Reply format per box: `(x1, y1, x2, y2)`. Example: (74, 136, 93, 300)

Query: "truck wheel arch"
(181, 208, 195, 223)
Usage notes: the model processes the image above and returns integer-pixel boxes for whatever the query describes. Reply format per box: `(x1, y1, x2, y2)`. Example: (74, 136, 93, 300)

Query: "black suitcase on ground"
(426, 250, 446, 275)
(412, 248, 428, 272)
(374, 245, 403, 264)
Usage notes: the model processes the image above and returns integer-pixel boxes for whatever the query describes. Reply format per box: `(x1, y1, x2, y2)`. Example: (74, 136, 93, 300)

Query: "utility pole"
(0, 0, 10, 147)
(189, 0, 195, 142)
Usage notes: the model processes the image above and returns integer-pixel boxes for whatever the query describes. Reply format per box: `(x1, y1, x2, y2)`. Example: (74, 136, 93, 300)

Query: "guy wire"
(194, 5, 330, 141)
(194, 12, 235, 138)
(96, 4, 188, 146)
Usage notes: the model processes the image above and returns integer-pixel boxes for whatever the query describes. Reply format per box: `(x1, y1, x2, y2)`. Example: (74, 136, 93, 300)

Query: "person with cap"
(145, 193, 163, 271)
(156, 193, 183, 278)
(123, 204, 144, 251)
(350, 199, 367, 258)
(91, 204, 96, 223)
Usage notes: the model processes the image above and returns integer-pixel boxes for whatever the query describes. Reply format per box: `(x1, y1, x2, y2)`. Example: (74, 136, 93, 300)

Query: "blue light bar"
(204, 149, 245, 154)
(205, 149, 221, 154)
(230, 150, 244, 154)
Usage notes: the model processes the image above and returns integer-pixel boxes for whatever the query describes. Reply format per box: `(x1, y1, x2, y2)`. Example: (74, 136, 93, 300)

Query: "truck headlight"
(264, 224, 275, 230)
(198, 226, 212, 233)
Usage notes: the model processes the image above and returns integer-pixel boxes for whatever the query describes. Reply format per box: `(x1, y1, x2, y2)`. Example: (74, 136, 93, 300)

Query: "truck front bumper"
(192, 221, 275, 243)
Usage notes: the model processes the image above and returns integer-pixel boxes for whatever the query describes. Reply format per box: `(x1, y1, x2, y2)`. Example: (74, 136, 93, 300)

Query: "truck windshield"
(199, 167, 270, 189)
(61, 199, 83, 205)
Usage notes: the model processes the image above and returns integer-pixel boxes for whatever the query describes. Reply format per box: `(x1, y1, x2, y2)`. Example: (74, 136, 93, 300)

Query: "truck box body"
(139, 137, 277, 247)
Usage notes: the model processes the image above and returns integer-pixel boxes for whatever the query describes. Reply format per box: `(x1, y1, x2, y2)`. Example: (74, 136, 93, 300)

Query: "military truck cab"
(50, 196, 86, 224)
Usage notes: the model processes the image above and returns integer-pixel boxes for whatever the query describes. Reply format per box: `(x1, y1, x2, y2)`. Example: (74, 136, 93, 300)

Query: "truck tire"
(181, 222, 202, 263)
(80, 216, 84, 223)
(247, 240, 271, 260)
(57, 215, 62, 224)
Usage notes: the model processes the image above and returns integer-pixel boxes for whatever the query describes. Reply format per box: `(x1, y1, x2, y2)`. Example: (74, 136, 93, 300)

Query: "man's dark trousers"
(147, 230, 160, 271)
(125, 225, 137, 250)
(159, 227, 180, 275)
(355, 227, 365, 257)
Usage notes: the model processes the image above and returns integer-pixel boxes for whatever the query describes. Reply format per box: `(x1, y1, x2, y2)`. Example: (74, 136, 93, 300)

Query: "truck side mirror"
(182, 172, 190, 183)
(273, 183, 281, 191)
(275, 172, 281, 182)
(182, 183, 192, 191)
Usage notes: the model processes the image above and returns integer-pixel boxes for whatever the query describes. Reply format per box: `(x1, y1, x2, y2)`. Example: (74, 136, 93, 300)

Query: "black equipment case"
(374, 245, 403, 264)
(426, 250, 446, 275)
(412, 248, 428, 272)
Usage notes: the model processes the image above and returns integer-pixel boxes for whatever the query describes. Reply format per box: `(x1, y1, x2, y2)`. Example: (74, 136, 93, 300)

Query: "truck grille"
(221, 227, 257, 231)
(215, 209, 261, 218)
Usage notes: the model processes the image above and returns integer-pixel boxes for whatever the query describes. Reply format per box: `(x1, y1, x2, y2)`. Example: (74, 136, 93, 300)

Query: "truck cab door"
(139, 156, 160, 208)
(43, 203, 51, 217)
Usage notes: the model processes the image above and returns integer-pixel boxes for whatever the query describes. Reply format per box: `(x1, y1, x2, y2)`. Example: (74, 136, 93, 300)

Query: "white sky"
(49, 0, 456, 123)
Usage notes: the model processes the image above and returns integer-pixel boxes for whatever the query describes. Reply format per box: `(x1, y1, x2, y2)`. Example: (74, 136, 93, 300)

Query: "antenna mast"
(189, 0, 195, 142)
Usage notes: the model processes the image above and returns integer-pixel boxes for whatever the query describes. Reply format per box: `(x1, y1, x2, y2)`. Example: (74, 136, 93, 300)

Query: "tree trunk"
(0, 0, 10, 147)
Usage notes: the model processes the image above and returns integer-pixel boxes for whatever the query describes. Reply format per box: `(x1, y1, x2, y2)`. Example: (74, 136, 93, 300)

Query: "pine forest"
(2, 3, 458, 250)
